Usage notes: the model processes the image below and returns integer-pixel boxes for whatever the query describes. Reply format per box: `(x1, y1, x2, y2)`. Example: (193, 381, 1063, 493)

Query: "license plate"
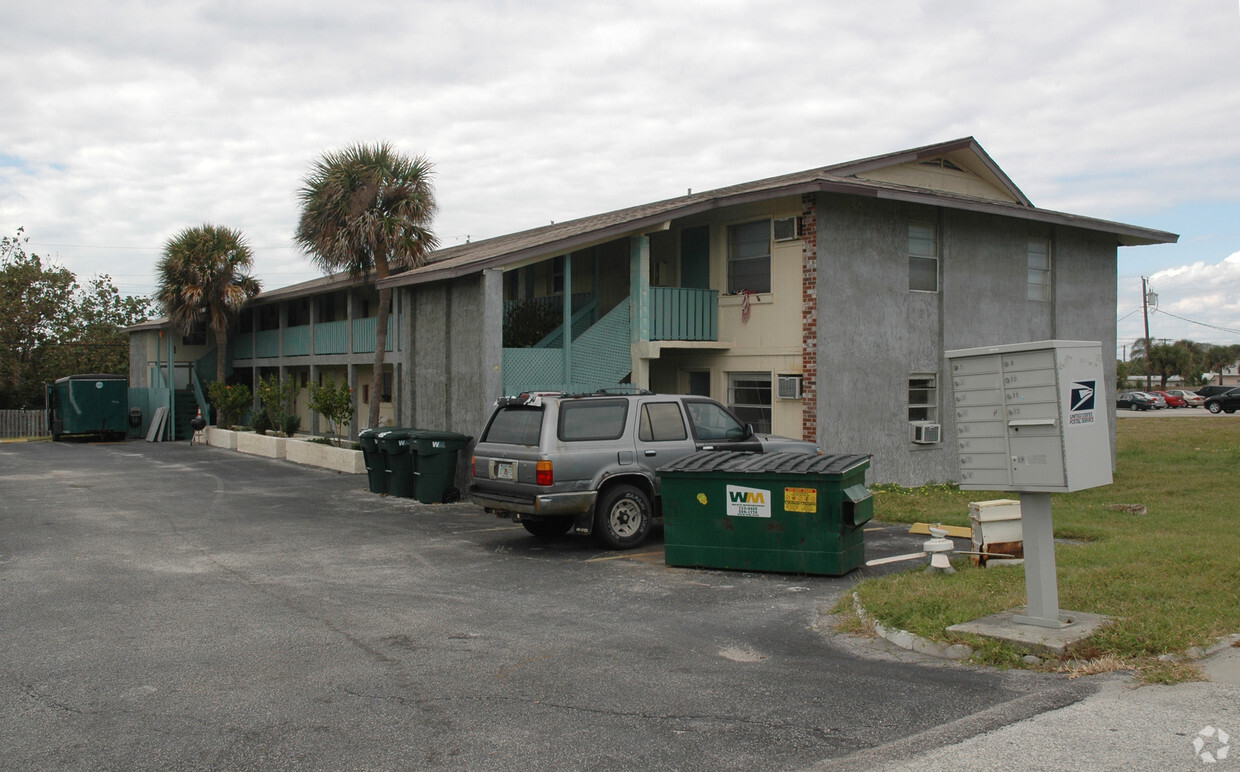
(495, 461, 516, 480)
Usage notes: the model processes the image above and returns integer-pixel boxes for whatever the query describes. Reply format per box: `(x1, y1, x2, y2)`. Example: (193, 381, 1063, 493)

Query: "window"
(908, 374, 938, 422)
(909, 222, 938, 292)
(685, 400, 748, 441)
(638, 403, 688, 442)
(558, 399, 628, 441)
(1027, 238, 1051, 301)
(727, 220, 771, 294)
(483, 406, 544, 445)
(380, 372, 392, 403)
(728, 372, 772, 434)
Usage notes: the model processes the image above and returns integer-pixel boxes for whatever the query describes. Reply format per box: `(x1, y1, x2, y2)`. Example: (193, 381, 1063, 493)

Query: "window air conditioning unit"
(773, 216, 799, 242)
(776, 375, 803, 399)
(910, 422, 941, 444)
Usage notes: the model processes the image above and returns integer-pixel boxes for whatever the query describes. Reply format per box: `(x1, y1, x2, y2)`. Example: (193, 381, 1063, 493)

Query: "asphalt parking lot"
(0, 440, 1090, 771)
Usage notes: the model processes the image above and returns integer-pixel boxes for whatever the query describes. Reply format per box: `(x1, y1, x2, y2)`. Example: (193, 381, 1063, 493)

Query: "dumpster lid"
(407, 429, 472, 440)
(55, 373, 128, 384)
(658, 451, 870, 476)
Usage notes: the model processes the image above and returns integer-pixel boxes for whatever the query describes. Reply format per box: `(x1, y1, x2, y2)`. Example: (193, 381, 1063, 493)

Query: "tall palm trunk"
(215, 327, 229, 384)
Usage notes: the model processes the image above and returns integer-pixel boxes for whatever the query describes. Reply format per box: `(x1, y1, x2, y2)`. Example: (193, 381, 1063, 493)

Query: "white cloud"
(2, 0, 1238, 327)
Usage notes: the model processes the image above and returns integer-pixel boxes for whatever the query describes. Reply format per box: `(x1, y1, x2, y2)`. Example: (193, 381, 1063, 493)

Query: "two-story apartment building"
(129, 137, 1176, 485)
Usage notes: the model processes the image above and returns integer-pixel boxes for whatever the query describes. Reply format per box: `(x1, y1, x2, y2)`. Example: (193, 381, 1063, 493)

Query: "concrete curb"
(851, 594, 1240, 673)
(850, 593, 973, 661)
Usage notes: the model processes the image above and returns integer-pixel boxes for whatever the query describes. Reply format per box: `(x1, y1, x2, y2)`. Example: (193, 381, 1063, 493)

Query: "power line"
(1152, 309, 1240, 337)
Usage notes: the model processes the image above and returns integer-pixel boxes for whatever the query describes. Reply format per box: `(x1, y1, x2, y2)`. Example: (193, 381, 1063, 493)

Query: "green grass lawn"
(843, 416, 1240, 682)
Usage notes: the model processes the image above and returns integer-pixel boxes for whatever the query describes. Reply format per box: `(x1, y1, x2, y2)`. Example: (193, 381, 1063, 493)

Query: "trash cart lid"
(658, 451, 870, 476)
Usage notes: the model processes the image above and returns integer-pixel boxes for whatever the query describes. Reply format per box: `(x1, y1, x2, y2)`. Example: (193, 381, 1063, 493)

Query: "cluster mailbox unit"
(945, 340, 1111, 628)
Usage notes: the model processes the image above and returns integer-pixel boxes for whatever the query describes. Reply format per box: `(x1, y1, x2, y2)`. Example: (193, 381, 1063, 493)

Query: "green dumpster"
(48, 374, 129, 441)
(656, 451, 873, 576)
(359, 428, 388, 494)
(379, 428, 416, 498)
(408, 430, 473, 504)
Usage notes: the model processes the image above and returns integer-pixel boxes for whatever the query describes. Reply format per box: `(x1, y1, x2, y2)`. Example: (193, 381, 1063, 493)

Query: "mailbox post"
(946, 340, 1111, 629)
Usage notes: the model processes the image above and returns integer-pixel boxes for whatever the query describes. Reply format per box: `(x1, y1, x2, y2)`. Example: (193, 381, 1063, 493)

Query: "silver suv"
(468, 391, 821, 549)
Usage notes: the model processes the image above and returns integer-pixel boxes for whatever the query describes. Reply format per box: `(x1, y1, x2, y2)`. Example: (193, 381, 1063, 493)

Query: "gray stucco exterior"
(398, 269, 504, 445)
(815, 195, 1120, 485)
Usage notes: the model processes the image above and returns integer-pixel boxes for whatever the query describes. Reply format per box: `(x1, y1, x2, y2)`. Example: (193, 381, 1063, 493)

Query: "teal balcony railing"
(283, 325, 310, 356)
(233, 333, 253, 359)
(353, 316, 395, 353)
(648, 287, 718, 341)
(254, 330, 281, 358)
(315, 320, 348, 355)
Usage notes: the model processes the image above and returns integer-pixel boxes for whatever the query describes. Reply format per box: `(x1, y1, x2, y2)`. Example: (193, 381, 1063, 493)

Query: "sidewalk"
(818, 643, 1240, 771)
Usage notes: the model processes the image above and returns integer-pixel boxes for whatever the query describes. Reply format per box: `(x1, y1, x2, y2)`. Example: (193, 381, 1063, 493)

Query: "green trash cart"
(408, 430, 473, 504)
(378, 428, 416, 498)
(359, 427, 389, 494)
(656, 451, 873, 576)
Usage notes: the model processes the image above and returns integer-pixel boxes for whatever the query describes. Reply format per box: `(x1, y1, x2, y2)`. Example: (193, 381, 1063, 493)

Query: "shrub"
(207, 381, 252, 428)
(256, 374, 300, 434)
(309, 377, 355, 446)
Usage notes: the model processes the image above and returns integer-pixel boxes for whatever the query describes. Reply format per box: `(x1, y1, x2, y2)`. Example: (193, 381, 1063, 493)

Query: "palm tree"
(294, 141, 438, 430)
(156, 224, 261, 385)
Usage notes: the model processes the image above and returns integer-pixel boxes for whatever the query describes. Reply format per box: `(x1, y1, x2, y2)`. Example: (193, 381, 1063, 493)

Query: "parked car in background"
(1117, 391, 1157, 411)
(1142, 392, 1167, 409)
(1204, 388, 1240, 414)
(1162, 389, 1205, 407)
(1196, 385, 1235, 399)
(1154, 390, 1188, 408)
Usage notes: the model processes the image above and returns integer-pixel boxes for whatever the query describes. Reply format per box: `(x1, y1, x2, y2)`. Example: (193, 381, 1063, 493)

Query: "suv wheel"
(1208, 402, 1223, 414)
(522, 517, 573, 539)
(594, 485, 652, 550)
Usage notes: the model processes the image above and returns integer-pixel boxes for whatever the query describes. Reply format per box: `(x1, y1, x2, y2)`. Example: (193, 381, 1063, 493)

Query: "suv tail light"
(536, 460, 553, 486)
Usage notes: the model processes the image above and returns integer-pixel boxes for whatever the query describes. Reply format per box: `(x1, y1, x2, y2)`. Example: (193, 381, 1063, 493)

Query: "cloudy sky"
(3, 0, 1238, 355)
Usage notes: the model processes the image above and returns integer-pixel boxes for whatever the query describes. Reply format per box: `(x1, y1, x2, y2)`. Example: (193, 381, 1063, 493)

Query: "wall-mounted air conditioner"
(776, 375, 802, 399)
(910, 422, 941, 444)
(773, 216, 799, 242)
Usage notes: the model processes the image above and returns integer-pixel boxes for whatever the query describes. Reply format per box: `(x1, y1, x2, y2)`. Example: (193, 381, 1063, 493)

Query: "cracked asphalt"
(0, 440, 1087, 771)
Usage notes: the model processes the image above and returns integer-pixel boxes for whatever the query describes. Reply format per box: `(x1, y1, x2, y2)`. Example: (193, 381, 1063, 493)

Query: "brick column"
(801, 193, 818, 443)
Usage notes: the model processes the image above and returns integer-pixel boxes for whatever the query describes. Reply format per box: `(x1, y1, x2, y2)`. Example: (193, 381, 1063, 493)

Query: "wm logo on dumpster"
(726, 485, 772, 518)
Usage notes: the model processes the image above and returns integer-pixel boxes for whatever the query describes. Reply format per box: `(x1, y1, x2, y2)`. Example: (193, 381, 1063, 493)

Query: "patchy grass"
(842, 417, 1240, 683)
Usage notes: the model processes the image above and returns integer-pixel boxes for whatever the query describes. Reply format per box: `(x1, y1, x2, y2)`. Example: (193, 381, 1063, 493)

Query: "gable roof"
(364, 136, 1175, 289)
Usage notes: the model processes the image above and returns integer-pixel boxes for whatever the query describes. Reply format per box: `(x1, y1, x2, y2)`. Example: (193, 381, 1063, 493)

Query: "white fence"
(0, 410, 48, 438)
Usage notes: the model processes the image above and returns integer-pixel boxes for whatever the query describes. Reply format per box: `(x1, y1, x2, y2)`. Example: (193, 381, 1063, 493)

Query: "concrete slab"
(1200, 636, 1240, 685)
(947, 608, 1111, 656)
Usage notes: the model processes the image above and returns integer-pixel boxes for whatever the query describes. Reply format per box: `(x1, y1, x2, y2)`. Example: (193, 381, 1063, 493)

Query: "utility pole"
(1141, 277, 1157, 391)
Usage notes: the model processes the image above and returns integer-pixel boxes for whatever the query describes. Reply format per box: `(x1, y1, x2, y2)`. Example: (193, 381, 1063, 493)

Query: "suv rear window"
(559, 399, 628, 441)
(482, 406, 544, 445)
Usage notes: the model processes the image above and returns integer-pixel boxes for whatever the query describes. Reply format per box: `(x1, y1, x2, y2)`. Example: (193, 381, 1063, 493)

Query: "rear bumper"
(468, 486, 597, 517)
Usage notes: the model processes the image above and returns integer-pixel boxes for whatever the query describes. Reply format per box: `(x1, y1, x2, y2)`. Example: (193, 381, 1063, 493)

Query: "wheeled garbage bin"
(408, 430, 473, 504)
(359, 428, 388, 494)
(656, 451, 873, 576)
(378, 428, 416, 498)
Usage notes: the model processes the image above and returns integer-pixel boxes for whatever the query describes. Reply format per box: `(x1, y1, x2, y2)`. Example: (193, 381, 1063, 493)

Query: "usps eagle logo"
(1070, 381, 1095, 412)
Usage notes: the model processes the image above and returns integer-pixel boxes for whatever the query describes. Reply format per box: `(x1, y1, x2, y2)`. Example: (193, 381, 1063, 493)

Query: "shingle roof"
(379, 136, 1178, 290)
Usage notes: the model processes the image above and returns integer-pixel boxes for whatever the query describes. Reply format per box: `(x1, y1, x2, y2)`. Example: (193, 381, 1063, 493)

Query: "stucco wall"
(400, 270, 503, 466)
(815, 195, 1118, 485)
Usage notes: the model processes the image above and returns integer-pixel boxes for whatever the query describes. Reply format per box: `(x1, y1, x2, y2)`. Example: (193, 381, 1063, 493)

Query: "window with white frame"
(1027, 238, 1051, 301)
(908, 222, 938, 292)
(908, 374, 937, 422)
(727, 220, 771, 294)
(727, 372, 772, 434)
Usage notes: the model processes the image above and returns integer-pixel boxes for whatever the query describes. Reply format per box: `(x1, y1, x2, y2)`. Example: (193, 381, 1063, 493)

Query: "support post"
(1014, 492, 1070, 628)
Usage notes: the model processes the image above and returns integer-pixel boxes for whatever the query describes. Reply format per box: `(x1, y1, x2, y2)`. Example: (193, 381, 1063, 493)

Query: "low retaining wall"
(206, 426, 363, 474)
